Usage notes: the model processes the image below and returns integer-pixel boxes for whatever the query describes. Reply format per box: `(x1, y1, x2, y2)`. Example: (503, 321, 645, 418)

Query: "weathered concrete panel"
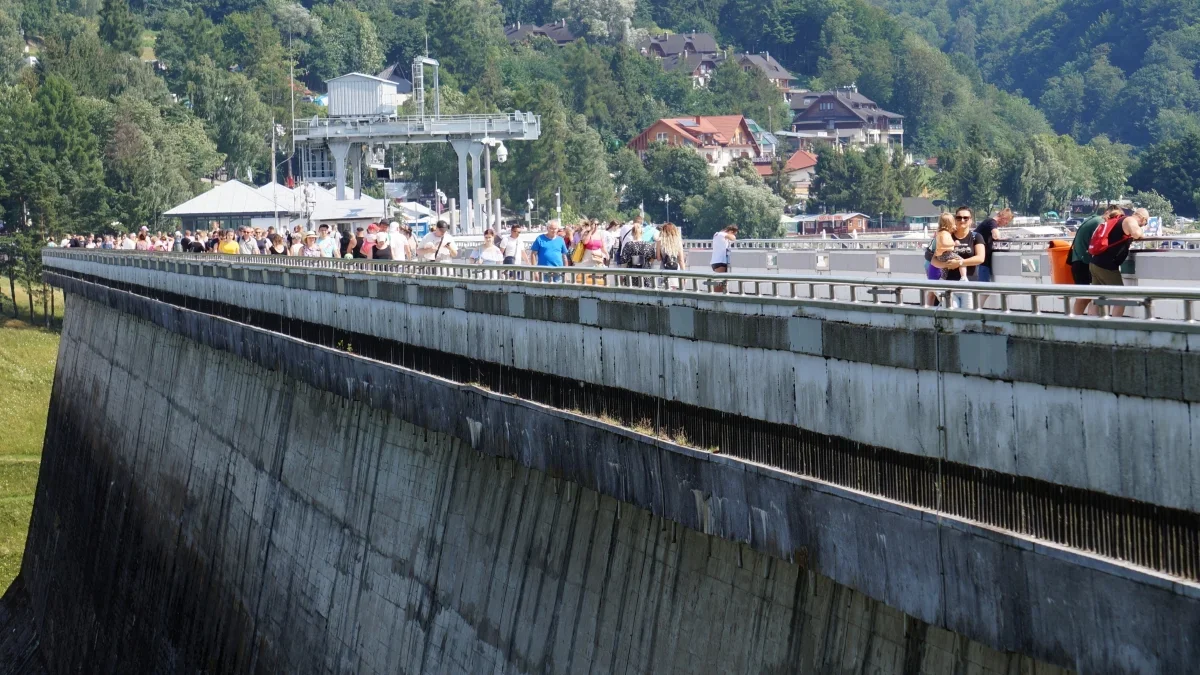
(42, 257, 1200, 513)
(37, 280, 1200, 672)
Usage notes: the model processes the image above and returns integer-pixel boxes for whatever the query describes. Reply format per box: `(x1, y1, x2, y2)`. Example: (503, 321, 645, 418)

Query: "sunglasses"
(955, 215, 971, 222)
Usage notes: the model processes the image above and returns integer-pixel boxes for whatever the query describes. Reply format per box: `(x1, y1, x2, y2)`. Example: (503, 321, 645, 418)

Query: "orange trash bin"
(1047, 240, 1073, 284)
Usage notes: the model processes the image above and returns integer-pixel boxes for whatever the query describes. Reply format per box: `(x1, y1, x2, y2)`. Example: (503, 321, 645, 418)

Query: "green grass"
(0, 278, 60, 591)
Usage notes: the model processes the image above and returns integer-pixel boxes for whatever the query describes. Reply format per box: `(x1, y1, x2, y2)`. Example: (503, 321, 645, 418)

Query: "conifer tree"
(99, 0, 141, 55)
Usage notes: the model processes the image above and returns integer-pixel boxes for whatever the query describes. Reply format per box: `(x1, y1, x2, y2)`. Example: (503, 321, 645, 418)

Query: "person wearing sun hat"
(301, 231, 322, 257)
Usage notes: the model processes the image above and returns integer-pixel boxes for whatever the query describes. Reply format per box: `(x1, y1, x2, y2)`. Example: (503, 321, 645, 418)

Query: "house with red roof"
(754, 149, 819, 200)
(627, 115, 761, 174)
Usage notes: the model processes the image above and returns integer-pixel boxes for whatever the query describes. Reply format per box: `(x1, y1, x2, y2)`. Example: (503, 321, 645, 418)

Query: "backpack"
(1088, 216, 1128, 257)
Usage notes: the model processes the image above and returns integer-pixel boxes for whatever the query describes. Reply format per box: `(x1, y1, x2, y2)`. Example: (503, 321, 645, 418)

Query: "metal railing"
(682, 236, 1200, 252)
(43, 248, 1200, 324)
(294, 112, 540, 139)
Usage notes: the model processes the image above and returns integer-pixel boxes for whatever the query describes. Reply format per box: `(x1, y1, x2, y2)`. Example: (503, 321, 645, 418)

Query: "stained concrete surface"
(6, 291, 1081, 674)
(44, 255, 1200, 513)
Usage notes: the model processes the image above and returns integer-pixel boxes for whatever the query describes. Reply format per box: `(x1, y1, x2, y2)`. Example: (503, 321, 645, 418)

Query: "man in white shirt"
(417, 221, 457, 262)
(709, 224, 739, 292)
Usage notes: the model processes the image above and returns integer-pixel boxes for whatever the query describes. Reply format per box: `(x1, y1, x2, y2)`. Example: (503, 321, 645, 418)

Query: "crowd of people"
(49, 205, 1150, 310)
(920, 204, 1148, 311)
(48, 215, 702, 273)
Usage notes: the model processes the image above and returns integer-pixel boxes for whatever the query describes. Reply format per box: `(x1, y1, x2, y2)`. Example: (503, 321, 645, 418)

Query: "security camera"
(495, 142, 508, 164)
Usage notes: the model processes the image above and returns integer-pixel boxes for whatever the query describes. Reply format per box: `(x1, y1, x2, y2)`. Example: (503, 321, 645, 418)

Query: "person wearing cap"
(373, 231, 394, 259)
(316, 224, 339, 257)
(417, 221, 457, 262)
(301, 231, 323, 257)
(362, 223, 379, 258)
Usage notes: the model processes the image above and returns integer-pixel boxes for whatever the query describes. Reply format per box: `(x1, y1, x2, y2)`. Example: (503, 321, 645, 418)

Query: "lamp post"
(481, 138, 507, 230)
(555, 188, 562, 224)
(659, 194, 671, 223)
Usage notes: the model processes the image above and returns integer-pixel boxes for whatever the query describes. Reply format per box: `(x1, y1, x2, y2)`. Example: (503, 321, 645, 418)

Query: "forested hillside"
(0, 0, 1197, 234)
(867, 0, 1200, 146)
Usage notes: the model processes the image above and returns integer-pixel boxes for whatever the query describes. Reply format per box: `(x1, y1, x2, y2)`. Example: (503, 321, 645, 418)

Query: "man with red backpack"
(1088, 208, 1148, 285)
(1088, 207, 1148, 316)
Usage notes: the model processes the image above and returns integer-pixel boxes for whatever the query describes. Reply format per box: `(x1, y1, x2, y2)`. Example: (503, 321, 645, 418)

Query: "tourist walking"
(470, 229, 505, 265)
(301, 232, 323, 257)
(499, 224, 524, 265)
(316, 225, 339, 258)
(709, 224, 738, 292)
(576, 221, 608, 268)
(217, 230, 240, 255)
(529, 221, 569, 268)
(417, 221, 457, 262)
(266, 234, 288, 255)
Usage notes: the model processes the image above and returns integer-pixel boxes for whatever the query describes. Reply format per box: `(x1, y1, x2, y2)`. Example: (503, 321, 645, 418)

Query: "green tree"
(427, 0, 503, 79)
(816, 11, 861, 88)
(639, 143, 711, 223)
(563, 113, 616, 218)
(311, 2, 384, 81)
(683, 175, 785, 238)
(557, 0, 635, 43)
(98, 0, 141, 54)
(32, 75, 108, 230)
(1084, 135, 1132, 203)
(607, 146, 647, 213)
(765, 153, 795, 204)
(156, 10, 228, 79)
(1130, 132, 1200, 217)
(521, 83, 571, 218)
(1130, 189, 1176, 229)
(937, 146, 998, 215)
(811, 147, 861, 212)
(891, 149, 926, 197)
(0, 5, 22, 85)
(103, 96, 223, 229)
(186, 58, 271, 178)
(858, 146, 902, 218)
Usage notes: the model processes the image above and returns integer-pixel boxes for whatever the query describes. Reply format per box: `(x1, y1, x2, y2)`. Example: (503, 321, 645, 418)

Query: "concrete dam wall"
(12, 287, 1069, 674)
(19, 250, 1200, 672)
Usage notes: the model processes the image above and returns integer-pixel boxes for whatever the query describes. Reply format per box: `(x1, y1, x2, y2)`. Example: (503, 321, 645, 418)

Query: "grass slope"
(0, 277, 60, 591)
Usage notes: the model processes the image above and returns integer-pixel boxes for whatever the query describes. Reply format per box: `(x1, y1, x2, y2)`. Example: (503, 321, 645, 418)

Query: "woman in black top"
(933, 206, 986, 281)
(266, 234, 289, 255)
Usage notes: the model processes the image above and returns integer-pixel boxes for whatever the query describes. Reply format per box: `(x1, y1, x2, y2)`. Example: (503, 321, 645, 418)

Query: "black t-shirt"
(975, 218, 998, 268)
(1091, 217, 1133, 270)
(187, 240, 206, 253)
(942, 231, 983, 281)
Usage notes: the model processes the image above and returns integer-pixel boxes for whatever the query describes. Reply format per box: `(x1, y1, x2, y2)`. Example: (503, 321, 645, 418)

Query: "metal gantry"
(295, 56, 541, 233)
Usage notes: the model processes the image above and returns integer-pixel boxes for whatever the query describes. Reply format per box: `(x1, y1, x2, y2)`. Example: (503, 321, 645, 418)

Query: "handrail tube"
(42, 249, 1200, 324)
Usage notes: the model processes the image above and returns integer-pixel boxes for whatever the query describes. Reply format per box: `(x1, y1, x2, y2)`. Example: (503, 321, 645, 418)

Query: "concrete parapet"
(42, 255, 1200, 515)
(29, 279, 1193, 672)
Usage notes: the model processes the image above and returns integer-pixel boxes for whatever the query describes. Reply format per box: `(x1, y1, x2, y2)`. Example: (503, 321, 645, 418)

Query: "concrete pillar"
(327, 141, 351, 200)
(494, 198, 502, 230)
(451, 140, 472, 234)
(469, 144, 483, 234)
(351, 146, 362, 200)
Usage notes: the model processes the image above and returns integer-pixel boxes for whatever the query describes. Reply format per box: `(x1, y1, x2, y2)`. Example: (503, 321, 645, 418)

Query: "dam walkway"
(14, 248, 1200, 673)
